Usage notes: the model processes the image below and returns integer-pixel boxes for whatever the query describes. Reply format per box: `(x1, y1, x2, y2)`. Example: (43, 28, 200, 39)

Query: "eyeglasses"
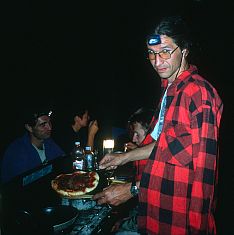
(147, 46, 179, 60)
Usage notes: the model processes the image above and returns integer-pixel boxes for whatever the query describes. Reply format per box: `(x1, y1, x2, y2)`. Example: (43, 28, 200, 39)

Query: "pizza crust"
(51, 171, 99, 198)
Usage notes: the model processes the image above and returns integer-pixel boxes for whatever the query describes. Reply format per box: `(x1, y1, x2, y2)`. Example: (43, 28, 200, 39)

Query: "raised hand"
(88, 120, 99, 136)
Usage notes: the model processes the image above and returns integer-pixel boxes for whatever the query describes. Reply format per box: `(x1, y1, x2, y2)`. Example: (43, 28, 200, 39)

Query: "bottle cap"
(85, 146, 91, 150)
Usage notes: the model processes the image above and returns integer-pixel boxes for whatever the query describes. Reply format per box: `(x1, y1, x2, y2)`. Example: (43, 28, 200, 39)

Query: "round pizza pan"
(52, 171, 109, 200)
(61, 197, 97, 210)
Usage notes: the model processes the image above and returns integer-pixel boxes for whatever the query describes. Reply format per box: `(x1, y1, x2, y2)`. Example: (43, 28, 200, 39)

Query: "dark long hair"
(153, 15, 192, 51)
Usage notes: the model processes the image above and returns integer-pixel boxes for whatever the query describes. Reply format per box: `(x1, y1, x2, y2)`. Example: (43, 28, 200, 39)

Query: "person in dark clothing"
(54, 107, 99, 155)
(1, 108, 65, 184)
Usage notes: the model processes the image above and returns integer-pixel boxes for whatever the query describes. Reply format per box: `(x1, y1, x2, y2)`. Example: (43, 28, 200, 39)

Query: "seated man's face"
(132, 122, 147, 146)
(80, 111, 90, 127)
(32, 115, 52, 140)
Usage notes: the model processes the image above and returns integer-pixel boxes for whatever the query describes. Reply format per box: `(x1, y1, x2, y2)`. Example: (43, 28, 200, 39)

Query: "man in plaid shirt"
(97, 15, 223, 235)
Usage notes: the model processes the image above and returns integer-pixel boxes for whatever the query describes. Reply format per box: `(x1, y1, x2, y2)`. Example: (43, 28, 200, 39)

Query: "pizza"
(51, 171, 99, 198)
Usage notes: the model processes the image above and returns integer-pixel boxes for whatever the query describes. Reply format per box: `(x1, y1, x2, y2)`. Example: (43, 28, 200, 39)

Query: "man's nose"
(46, 123, 52, 130)
(153, 54, 164, 67)
(132, 134, 137, 143)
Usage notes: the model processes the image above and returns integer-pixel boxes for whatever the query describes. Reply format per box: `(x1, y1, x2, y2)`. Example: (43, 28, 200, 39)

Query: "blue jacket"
(1, 132, 65, 183)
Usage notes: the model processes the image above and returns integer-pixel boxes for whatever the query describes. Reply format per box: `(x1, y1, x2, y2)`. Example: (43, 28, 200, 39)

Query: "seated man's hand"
(124, 142, 137, 151)
(92, 183, 132, 206)
(88, 120, 99, 136)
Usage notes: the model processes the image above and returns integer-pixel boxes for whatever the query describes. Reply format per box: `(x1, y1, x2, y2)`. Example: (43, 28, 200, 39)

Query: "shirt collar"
(161, 64, 198, 91)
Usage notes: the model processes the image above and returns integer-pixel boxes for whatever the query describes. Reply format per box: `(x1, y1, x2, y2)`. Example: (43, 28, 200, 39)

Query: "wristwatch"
(130, 179, 139, 197)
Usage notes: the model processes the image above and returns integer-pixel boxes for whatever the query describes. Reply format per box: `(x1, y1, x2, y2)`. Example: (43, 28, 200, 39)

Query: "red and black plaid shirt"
(137, 65, 223, 235)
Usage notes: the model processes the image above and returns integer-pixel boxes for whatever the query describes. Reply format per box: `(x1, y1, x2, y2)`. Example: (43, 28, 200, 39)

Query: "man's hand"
(124, 142, 137, 151)
(99, 153, 127, 170)
(92, 183, 132, 206)
(99, 142, 155, 170)
(87, 120, 99, 150)
(88, 120, 99, 136)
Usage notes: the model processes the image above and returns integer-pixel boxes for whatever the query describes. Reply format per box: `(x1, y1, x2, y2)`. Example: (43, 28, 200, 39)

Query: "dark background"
(1, 0, 234, 233)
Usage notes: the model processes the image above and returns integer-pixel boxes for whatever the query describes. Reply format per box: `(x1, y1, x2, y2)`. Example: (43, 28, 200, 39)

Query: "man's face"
(31, 115, 52, 140)
(80, 111, 90, 127)
(132, 122, 147, 146)
(147, 35, 183, 82)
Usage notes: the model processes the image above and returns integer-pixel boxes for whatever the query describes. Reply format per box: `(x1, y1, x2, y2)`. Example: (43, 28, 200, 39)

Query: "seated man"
(1, 108, 65, 184)
(93, 107, 156, 234)
(125, 107, 156, 181)
(54, 106, 99, 155)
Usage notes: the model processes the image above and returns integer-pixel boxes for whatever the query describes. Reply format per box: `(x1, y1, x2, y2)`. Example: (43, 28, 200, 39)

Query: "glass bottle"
(71, 141, 85, 171)
(84, 146, 95, 171)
